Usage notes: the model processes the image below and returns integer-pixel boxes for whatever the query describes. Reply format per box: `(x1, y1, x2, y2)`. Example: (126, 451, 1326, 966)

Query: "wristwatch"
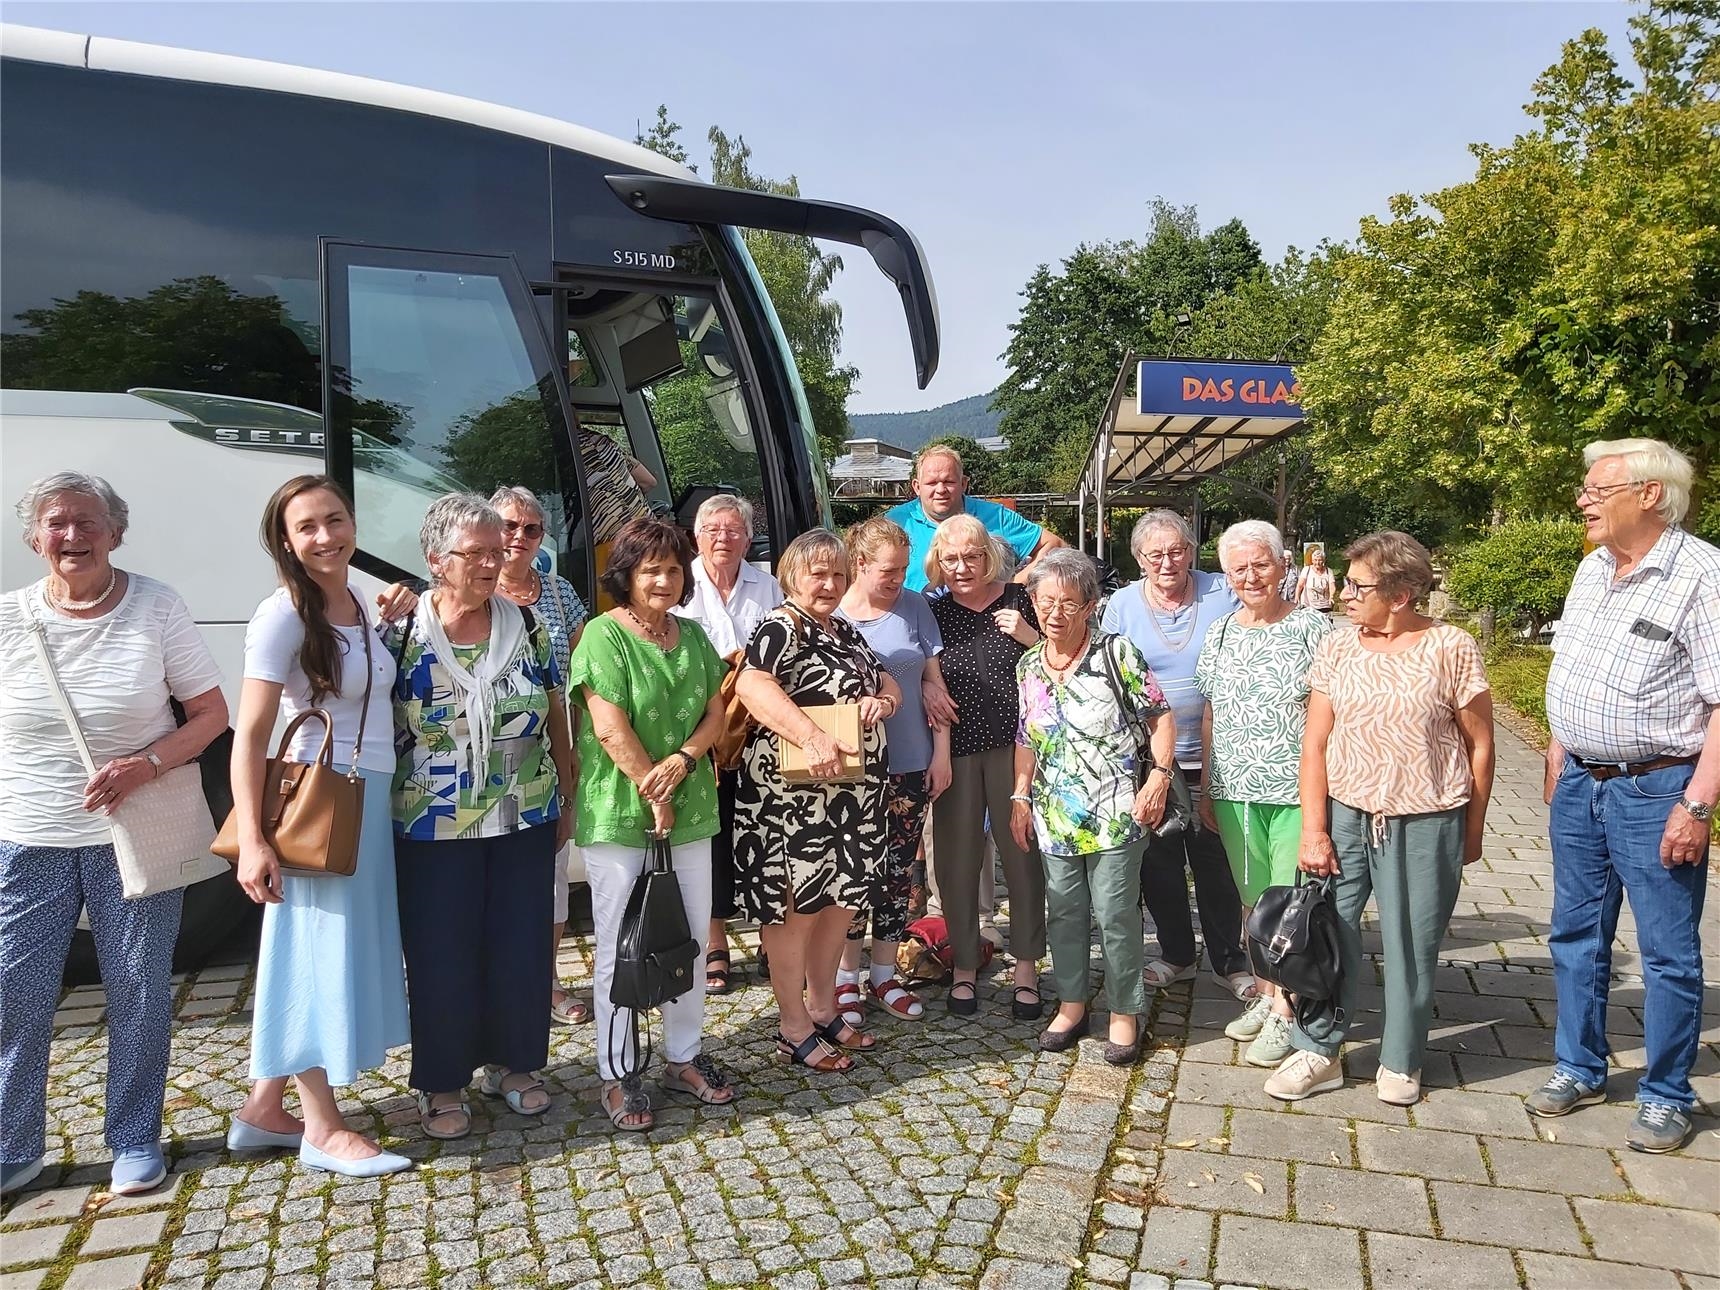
(1680, 797, 1714, 823)
(674, 750, 698, 774)
(142, 750, 163, 777)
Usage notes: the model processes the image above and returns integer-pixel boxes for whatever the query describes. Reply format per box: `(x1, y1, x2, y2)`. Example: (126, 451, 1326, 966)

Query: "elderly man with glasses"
(1530, 437, 1719, 1154)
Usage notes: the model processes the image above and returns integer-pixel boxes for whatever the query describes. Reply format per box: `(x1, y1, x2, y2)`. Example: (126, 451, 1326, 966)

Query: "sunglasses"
(501, 520, 544, 539)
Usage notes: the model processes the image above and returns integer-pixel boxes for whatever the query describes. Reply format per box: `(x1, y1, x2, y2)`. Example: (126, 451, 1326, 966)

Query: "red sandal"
(835, 979, 865, 1028)
(869, 977, 924, 1019)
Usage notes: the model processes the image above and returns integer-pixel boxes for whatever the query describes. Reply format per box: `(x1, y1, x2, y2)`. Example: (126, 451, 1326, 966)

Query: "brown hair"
(260, 475, 356, 704)
(1344, 530, 1435, 605)
(776, 528, 849, 599)
(600, 515, 696, 607)
(844, 516, 909, 571)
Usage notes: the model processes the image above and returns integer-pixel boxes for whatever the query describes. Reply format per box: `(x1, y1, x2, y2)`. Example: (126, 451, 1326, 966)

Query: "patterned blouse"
(1016, 632, 1169, 857)
(1195, 608, 1331, 805)
(389, 610, 563, 841)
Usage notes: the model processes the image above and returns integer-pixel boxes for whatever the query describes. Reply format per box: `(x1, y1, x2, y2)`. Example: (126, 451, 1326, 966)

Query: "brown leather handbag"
(212, 598, 376, 876)
(711, 651, 751, 773)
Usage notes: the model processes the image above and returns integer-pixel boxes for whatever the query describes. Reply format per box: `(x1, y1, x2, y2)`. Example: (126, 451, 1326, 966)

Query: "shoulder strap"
(1098, 634, 1149, 752)
(18, 590, 100, 776)
(348, 591, 375, 775)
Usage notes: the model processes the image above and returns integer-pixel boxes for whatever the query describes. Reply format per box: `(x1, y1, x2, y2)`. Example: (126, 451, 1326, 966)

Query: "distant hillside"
(849, 391, 1001, 451)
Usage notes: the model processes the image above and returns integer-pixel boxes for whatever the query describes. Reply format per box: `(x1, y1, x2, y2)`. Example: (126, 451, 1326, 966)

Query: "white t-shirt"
(243, 587, 397, 775)
(0, 574, 224, 847)
(676, 557, 784, 657)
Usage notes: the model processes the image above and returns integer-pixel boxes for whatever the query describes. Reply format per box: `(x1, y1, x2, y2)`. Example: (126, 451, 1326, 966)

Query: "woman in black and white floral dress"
(734, 530, 900, 1073)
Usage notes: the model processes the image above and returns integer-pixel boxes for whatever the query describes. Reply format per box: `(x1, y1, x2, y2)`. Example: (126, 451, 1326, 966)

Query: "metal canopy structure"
(1076, 354, 1305, 553)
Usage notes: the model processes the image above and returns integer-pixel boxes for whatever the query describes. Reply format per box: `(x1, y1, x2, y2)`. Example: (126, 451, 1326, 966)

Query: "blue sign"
(1137, 360, 1303, 419)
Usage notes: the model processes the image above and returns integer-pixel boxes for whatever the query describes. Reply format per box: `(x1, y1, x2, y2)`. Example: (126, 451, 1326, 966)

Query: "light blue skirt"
(249, 768, 410, 1085)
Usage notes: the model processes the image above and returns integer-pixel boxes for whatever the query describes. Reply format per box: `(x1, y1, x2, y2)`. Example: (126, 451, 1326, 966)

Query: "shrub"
(1443, 520, 1585, 638)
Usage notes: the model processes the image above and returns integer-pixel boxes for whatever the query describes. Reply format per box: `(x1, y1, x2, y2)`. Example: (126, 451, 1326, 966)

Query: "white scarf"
(419, 592, 528, 787)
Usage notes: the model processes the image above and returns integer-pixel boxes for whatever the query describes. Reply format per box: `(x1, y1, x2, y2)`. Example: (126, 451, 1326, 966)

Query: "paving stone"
(1137, 1206, 1212, 1279)
(82, 1211, 169, 1255)
(1355, 1123, 1489, 1182)
(993, 1168, 1093, 1263)
(1291, 1163, 1432, 1236)
(1365, 1232, 1517, 1290)
(1429, 1180, 1584, 1253)
(0, 1223, 71, 1267)
(0, 1270, 48, 1290)
(1573, 1196, 1720, 1274)
(1518, 1252, 1682, 1289)
(1410, 1087, 1537, 1138)
(1226, 1108, 1355, 1165)
(61, 1254, 154, 1290)
(1212, 1215, 1361, 1290)
(1479, 1135, 1627, 1196)
(1614, 1145, 1720, 1208)
(1, 1187, 90, 1225)
(977, 1260, 1071, 1290)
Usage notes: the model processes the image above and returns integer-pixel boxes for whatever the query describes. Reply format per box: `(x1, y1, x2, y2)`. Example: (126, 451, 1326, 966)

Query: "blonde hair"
(845, 516, 909, 571)
(1583, 437, 1694, 525)
(1345, 530, 1434, 605)
(923, 513, 1008, 589)
(777, 527, 849, 599)
(913, 443, 965, 480)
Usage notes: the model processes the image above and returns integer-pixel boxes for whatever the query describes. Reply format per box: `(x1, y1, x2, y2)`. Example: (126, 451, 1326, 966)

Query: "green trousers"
(1043, 841, 1149, 1017)
(1292, 800, 1466, 1074)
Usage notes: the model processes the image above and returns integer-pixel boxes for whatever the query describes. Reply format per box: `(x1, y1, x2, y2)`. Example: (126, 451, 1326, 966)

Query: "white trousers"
(585, 838, 713, 1081)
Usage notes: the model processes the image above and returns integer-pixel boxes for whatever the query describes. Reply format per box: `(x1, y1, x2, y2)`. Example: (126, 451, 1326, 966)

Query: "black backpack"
(1245, 875, 1346, 1030)
(611, 833, 700, 1013)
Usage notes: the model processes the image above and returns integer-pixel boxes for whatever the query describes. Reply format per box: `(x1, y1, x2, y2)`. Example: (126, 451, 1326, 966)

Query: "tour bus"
(0, 23, 939, 966)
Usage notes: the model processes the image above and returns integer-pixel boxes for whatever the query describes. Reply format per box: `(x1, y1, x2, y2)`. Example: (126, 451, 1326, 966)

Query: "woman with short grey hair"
(388, 492, 575, 1139)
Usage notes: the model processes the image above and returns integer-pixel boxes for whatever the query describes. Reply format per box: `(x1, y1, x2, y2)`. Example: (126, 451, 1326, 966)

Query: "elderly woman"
(488, 486, 592, 1028)
(734, 529, 901, 1071)
(1265, 531, 1494, 1107)
(1101, 510, 1252, 999)
(928, 514, 1046, 1019)
(568, 515, 734, 1131)
(227, 476, 411, 1177)
(1012, 549, 1174, 1064)
(1296, 546, 1336, 613)
(673, 493, 783, 994)
(0, 473, 228, 1196)
(834, 517, 953, 1023)
(390, 493, 574, 1140)
(1194, 521, 1331, 1067)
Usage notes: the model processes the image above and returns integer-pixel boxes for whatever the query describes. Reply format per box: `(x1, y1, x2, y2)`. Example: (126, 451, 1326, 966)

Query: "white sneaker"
(1224, 995, 1271, 1040)
(1264, 1050, 1344, 1102)
(1246, 1013, 1295, 1068)
(1376, 1066, 1421, 1106)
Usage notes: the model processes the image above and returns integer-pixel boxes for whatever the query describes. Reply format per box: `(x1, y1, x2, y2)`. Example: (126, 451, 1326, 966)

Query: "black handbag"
(1245, 874, 1346, 1029)
(611, 833, 701, 1012)
(1098, 635, 1192, 838)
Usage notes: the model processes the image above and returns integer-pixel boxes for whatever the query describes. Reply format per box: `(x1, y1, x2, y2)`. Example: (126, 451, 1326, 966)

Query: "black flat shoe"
(1011, 986, 1043, 1021)
(947, 982, 978, 1016)
(1037, 1013, 1090, 1052)
(1103, 1022, 1145, 1065)
(756, 950, 770, 982)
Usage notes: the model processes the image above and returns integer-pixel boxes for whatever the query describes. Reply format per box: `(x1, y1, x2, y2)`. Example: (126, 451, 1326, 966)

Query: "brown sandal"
(661, 1054, 736, 1105)
(775, 1030, 853, 1072)
(815, 1016, 877, 1051)
(600, 1078, 654, 1132)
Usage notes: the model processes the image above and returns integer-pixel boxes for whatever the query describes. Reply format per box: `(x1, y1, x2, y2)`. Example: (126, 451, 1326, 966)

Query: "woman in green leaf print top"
(1011, 549, 1175, 1067)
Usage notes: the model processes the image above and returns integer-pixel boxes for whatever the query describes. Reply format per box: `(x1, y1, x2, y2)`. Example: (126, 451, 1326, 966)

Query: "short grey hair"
(1131, 508, 1196, 557)
(1217, 520, 1286, 570)
(1584, 437, 1695, 526)
(695, 492, 754, 535)
(1025, 547, 1101, 606)
(16, 472, 130, 546)
(420, 492, 504, 584)
(487, 485, 546, 524)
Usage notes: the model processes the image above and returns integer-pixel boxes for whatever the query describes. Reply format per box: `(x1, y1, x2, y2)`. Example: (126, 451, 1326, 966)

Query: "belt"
(1572, 754, 1697, 781)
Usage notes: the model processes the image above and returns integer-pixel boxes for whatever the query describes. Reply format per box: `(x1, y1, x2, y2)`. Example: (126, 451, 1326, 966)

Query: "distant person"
(885, 445, 1063, 594)
(1531, 438, 1717, 1155)
(1296, 547, 1335, 613)
(1278, 550, 1299, 603)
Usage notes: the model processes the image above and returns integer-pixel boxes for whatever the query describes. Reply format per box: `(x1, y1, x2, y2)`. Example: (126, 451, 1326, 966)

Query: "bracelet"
(1009, 794, 1032, 804)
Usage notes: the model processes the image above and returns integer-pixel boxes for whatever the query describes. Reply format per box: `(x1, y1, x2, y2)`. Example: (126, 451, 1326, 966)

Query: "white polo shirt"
(676, 557, 784, 658)
(1546, 526, 1720, 762)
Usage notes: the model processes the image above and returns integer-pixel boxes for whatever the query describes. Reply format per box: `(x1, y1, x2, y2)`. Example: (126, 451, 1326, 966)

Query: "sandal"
(705, 949, 736, 995)
(1142, 958, 1196, 989)
(774, 1029, 853, 1073)
(661, 1053, 736, 1105)
(600, 1077, 654, 1132)
(815, 1015, 877, 1051)
(947, 981, 978, 1016)
(479, 1066, 551, 1116)
(1011, 985, 1043, 1021)
(550, 990, 591, 1026)
(415, 1092, 470, 1141)
(870, 978, 924, 1019)
(835, 979, 865, 1028)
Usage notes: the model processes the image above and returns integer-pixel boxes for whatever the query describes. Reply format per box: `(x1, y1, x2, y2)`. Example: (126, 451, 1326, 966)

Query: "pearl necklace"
(50, 568, 116, 612)
(499, 569, 540, 605)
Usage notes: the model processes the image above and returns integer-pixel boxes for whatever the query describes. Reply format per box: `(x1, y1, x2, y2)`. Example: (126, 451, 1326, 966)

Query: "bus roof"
(0, 23, 698, 184)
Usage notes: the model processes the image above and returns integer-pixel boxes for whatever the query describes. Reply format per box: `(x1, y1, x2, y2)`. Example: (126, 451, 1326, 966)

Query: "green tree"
(1443, 518, 1587, 637)
(440, 388, 559, 495)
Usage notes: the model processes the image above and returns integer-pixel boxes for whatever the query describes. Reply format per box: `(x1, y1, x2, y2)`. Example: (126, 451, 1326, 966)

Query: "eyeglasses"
(501, 520, 543, 538)
(1139, 548, 1190, 566)
(938, 551, 986, 570)
(1342, 578, 1380, 597)
(1573, 480, 1643, 505)
(698, 525, 748, 540)
(1033, 599, 1089, 618)
(448, 547, 506, 565)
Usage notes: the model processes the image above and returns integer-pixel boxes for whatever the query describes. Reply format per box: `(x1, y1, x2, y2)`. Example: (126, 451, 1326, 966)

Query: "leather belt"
(1573, 754, 1697, 781)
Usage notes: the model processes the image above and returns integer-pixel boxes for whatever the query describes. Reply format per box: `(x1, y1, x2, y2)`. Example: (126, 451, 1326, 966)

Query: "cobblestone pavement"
(1, 725, 1716, 1290)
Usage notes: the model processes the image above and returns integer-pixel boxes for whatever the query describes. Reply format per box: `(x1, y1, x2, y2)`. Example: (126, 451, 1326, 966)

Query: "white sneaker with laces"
(1224, 995, 1271, 1041)
(1376, 1066, 1421, 1106)
(1246, 1013, 1295, 1068)
(1264, 1050, 1344, 1102)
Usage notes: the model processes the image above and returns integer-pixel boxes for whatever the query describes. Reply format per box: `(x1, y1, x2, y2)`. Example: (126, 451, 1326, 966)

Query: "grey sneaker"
(1627, 1103, 1693, 1154)
(1525, 1071, 1606, 1118)
(1224, 995, 1271, 1041)
(1245, 1013, 1295, 1068)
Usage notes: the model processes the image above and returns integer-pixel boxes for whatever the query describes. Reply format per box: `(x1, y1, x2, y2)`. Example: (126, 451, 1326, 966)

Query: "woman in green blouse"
(567, 516, 734, 1132)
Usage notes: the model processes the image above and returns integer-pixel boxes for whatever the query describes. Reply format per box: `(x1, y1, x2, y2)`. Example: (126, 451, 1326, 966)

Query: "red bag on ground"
(896, 915, 994, 986)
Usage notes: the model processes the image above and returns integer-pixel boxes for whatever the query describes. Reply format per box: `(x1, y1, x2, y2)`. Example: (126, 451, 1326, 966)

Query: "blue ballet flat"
(226, 1116, 304, 1153)
(299, 1139, 412, 1178)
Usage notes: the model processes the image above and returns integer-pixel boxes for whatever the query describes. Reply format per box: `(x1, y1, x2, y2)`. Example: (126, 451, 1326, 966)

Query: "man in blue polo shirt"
(886, 445, 1063, 592)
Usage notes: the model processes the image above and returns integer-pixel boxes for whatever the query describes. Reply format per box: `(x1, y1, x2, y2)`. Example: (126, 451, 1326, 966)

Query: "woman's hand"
(83, 756, 157, 814)
(1299, 830, 1340, 877)
(858, 696, 890, 729)
(993, 607, 1038, 647)
(376, 583, 420, 623)
(1010, 798, 1034, 852)
(638, 754, 690, 804)
(650, 798, 676, 835)
(236, 839, 284, 905)
(1198, 791, 1219, 833)
(922, 678, 958, 729)
(801, 728, 856, 779)
(928, 751, 953, 801)
(1132, 771, 1169, 829)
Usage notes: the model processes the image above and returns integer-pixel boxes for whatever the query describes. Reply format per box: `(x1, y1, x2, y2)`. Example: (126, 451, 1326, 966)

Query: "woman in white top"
(1296, 548, 1336, 612)
(226, 476, 412, 1177)
(0, 473, 228, 1198)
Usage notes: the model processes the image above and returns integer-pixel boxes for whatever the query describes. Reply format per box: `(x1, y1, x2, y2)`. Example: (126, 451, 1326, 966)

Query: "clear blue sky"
(6, 1, 1636, 413)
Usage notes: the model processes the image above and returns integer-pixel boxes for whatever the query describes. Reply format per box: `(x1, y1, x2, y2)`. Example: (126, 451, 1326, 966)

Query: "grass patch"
(1483, 644, 1551, 737)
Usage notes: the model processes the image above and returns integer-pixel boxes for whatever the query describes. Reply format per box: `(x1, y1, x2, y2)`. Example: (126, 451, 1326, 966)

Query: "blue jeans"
(1548, 759, 1707, 1109)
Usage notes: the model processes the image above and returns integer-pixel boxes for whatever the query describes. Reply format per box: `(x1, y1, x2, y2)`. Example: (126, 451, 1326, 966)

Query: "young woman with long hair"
(224, 475, 413, 1175)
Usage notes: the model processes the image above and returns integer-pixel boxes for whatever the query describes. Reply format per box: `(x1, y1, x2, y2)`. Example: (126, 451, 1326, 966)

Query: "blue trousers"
(1548, 759, 1708, 1109)
(0, 841, 183, 1166)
